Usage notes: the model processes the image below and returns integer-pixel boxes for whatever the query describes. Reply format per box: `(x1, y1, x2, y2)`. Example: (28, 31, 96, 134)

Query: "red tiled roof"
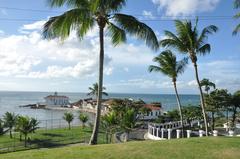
(144, 104, 161, 110)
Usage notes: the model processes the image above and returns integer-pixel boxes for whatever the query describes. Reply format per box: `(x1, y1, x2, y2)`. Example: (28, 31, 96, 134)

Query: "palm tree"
(0, 119, 7, 136)
(87, 83, 108, 98)
(231, 90, 240, 126)
(160, 19, 218, 136)
(3, 112, 18, 138)
(149, 50, 188, 137)
(16, 116, 40, 147)
(63, 112, 74, 130)
(101, 112, 118, 143)
(200, 78, 216, 94)
(121, 108, 137, 142)
(79, 114, 89, 128)
(43, 0, 159, 145)
(233, 0, 240, 35)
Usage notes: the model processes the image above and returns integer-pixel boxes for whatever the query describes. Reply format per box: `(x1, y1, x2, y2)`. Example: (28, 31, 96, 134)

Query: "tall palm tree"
(3, 112, 18, 138)
(149, 50, 188, 137)
(200, 78, 216, 94)
(43, 0, 159, 145)
(63, 112, 74, 130)
(233, 0, 240, 35)
(160, 19, 218, 136)
(87, 83, 108, 98)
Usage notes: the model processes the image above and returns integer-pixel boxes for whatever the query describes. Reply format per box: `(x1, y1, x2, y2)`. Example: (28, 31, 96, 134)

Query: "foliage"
(230, 90, 240, 126)
(166, 109, 180, 121)
(101, 112, 118, 143)
(63, 112, 74, 130)
(79, 114, 89, 128)
(0, 119, 7, 136)
(3, 112, 18, 138)
(149, 50, 188, 82)
(87, 83, 108, 97)
(182, 105, 202, 121)
(15, 116, 40, 147)
(120, 108, 138, 134)
(160, 19, 218, 135)
(204, 89, 230, 130)
(109, 98, 144, 118)
(200, 78, 216, 94)
(233, 0, 240, 35)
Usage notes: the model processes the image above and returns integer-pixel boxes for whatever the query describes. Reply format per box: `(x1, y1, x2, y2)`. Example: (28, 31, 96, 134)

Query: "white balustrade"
(187, 130, 192, 138)
(213, 130, 218, 137)
(199, 130, 204, 137)
(229, 130, 234, 137)
(161, 128, 165, 139)
(176, 129, 181, 139)
(156, 128, 159, 137)
(167, 129, 172, 139)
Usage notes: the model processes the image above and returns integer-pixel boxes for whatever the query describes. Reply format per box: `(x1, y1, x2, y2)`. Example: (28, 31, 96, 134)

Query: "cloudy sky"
(0, 0, 239, 94)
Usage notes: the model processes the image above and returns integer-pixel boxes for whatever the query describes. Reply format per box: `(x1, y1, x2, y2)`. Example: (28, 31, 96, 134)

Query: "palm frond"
(233, 23, 240, 35)
(160, 39, 187, 53)
(42, 8, 93, 41)
(113, 13, 159, 51)
(148, 65, 161, 73)
(198, 44, 211, 55)
(149, 50, 187, 80)
(176, 57, 188, 75)
(48, 0, 90, 8)
(234, 0, 240, 8)
(234, 12, 240, 19)
(198, 25, 218, 44)
(107, 22, 126, 46)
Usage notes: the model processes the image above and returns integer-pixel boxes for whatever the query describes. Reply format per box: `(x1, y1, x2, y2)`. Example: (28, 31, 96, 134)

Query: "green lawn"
(0, 127, 106, 153)
(1, 137, 240, 159)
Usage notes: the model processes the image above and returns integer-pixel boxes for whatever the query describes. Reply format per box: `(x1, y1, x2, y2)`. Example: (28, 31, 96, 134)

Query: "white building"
(139, 104, 162, 120)
(44, 92, 69, 107)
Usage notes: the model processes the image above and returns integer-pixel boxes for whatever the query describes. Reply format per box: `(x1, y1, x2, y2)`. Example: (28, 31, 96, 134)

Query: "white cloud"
(142, 10, 155, 19)
(152, 0, 220, 16)
(124, 67, 129, 72)
(0, 20, 156, 80)
(0, 23, 114, 79)
(187, 80, 197, 87)
(1, 9, 7, 15)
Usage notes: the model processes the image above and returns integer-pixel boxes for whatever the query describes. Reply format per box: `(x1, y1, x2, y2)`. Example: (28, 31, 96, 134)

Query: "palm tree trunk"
(211, 112, 215, 131)
(89, 25, 104, 145)
(232, 107, 237, 128)
(24, 134, 27, 147)
(193, 63, 208, 136)
(173, 81, 184, 137)
(10, 130, 12, 138)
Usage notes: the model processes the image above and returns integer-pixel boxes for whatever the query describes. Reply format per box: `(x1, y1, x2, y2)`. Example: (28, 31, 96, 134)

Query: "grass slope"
(1, 137, 240, 159)
(0, 127, 106, 153)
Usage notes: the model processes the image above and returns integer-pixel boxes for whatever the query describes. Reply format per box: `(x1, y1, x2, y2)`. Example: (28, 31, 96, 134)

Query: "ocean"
(0, 91, 200, 120)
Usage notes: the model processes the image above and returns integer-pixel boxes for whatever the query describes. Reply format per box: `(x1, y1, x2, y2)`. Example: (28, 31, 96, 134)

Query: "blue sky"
(0, 0, 239, 94)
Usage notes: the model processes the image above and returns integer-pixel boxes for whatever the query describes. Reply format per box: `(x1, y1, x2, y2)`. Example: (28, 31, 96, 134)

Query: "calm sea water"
(0, 91, 200, 121)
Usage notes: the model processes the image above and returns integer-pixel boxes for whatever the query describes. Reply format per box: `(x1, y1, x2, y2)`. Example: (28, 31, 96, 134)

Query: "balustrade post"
(161, 128, 165, 139)
(187, 130, 191, 138)
(176, 129, 181, 139)
(199, 130, 204, 137)
(167, 129, 172, 139)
